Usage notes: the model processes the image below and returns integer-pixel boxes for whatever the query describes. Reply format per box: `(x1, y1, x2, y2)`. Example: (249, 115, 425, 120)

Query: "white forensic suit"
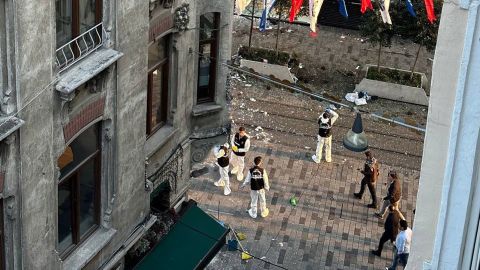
(214, 146, 231, 196)
(241, 166, 270, 218)
(312, 109, 339, 163)
(230, 133, 251, 181)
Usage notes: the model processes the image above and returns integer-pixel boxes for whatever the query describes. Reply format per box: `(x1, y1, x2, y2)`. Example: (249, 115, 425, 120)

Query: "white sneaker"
(312, 155, 320, 164)
(261, 208, 269, 218)
(247, 209, 257, 219)
(237, 173, 244, 181)
(214, 180, 225, 187)
(231, 168, 238, 175)
(224, 189, 231, 196)
(325, 159, 332, 163)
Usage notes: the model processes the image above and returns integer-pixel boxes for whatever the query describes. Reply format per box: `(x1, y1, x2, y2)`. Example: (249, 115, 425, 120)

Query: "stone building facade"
(409, 0, 480, 269)
(0, 0, 232, 269)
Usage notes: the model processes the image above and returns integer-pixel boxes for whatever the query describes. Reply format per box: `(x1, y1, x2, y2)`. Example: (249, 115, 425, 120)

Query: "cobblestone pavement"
(192, 79, 421, 269)
(231, 15, 433, 126)
(191, 142, 419, 270)
(187, 17, 425, 269)
(230, 77, 424, 170)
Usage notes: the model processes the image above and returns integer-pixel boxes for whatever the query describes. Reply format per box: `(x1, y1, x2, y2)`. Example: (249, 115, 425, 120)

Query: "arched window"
(57, 122, 101, 257)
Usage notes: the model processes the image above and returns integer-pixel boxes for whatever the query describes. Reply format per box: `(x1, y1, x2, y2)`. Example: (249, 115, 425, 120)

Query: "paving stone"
(198, 143, 419, 269)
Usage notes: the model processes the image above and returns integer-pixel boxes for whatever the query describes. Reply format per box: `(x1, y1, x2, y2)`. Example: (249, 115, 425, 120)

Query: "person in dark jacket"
(371, 205, 402, 257)
(376, 171, 404, 219)
(354, 151, 379, 208)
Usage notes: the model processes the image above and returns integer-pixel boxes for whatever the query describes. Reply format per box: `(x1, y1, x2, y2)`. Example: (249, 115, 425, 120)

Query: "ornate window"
(55, 0, 103, 48)
(147, 35, 170, 135)
(57, 123, 101, 258)
(197, 12, 220, 103)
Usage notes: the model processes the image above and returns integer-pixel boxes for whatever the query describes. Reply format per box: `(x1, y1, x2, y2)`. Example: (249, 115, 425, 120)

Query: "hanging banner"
(405, 0, 416, 16)
(259, 0, 277, 31)
(237, 0, 253, 14)
(424, 0, 436, 23)
(309, 0, 314, 17)
(378, 0, 392, 24)
(310, 0, 325, 32)
(360, 0, 373, 13)
(338, 0, 348, 18)
(289, 0, 304, 22)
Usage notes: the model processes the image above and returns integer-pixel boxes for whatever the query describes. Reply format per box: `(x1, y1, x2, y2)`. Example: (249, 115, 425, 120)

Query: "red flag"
(424, 0, 436, 23)
(289, 0, 304, 22)
(360, 0, 373, 13)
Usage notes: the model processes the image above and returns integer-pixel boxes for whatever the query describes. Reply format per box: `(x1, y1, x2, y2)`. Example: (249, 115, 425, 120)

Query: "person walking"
(241, 156, 270, 219)
(230, 126, 251, 181)
(386, 219, 412, 270)
(354, 151, 379, 208)
(376, 171, 403, 219)
(213, 143, 231, 196)
(312, 108, 339, 163)
(371, 205, 402, 257)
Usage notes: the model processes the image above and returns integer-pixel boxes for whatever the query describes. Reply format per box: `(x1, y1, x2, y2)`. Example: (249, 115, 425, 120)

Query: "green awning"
(135, 201, 230, 270)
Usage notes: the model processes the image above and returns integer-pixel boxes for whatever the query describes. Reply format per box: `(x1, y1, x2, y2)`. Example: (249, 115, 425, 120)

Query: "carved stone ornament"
(174, 4, 190, 32)
(191, 123, 232, 164)
(147, 145, 184, 194)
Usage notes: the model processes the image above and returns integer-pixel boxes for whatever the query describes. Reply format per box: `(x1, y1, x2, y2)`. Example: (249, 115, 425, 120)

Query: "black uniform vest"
(217, 147, 229, 167)
(318, 118, 332, 137)
(249, 166, 265, 190)
(233, 133, 248, 156)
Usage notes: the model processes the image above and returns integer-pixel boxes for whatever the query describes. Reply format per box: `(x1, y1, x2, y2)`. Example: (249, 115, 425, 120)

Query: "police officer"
(230, 127, 251, 181)
(312, 108, 339, 163)
(241, 156, 270, 219)
(213, 143, 231, 196)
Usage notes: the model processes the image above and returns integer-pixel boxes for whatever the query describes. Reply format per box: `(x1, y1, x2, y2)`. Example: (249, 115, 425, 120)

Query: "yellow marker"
(236, 232, 247, 241)
(241, 252, 252, 260)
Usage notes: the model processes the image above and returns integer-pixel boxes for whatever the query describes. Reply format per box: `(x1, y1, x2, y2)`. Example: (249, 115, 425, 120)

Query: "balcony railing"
(55, 23, 106, 72)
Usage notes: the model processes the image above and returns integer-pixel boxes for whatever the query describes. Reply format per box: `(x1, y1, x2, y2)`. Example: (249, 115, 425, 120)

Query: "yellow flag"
(237, 0, 253, 14)
(310, 0, 325, 32)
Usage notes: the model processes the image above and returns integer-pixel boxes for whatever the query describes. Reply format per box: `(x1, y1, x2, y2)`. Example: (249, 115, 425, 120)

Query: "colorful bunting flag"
(289, 0, 304, 22)
(338, 0, 348, 18)
(309, 0, 314, 17)
(424, 0, 436, 23)
(360, 0, 373, 13)
(310, 0, 325, 32)
(259, 0, 277, 31)
(378, 0, 392, 24)
(405, 0, 416, 17)
(237, 0, 253, 14)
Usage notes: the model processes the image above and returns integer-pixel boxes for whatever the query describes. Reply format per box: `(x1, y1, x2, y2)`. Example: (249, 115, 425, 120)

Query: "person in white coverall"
(241, 156, 270, 219)
(230, 126, 251, 181)
(312, 108, 339, 163)
(213, 144, 231, 196)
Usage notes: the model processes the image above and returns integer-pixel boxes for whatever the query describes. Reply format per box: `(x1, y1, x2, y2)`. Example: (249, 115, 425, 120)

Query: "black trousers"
(376, 232, 393, 254)
(358, 177, 377, 205)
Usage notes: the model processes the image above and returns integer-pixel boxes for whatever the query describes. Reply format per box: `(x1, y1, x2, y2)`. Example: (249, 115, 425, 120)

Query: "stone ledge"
(145, 125, 178, 157)
(55, 47, 123, 101)
(240, 59, 295, 83)
(61, 227, 116, 270)
(0, 116, 24, 142)
(192, 103, 224, 117)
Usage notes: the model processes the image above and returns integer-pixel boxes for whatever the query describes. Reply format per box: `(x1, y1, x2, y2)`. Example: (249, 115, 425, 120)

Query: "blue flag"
(259, 0, 276, 31)
(405, 0, 416, 16)
(338, 0, 348, 18)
